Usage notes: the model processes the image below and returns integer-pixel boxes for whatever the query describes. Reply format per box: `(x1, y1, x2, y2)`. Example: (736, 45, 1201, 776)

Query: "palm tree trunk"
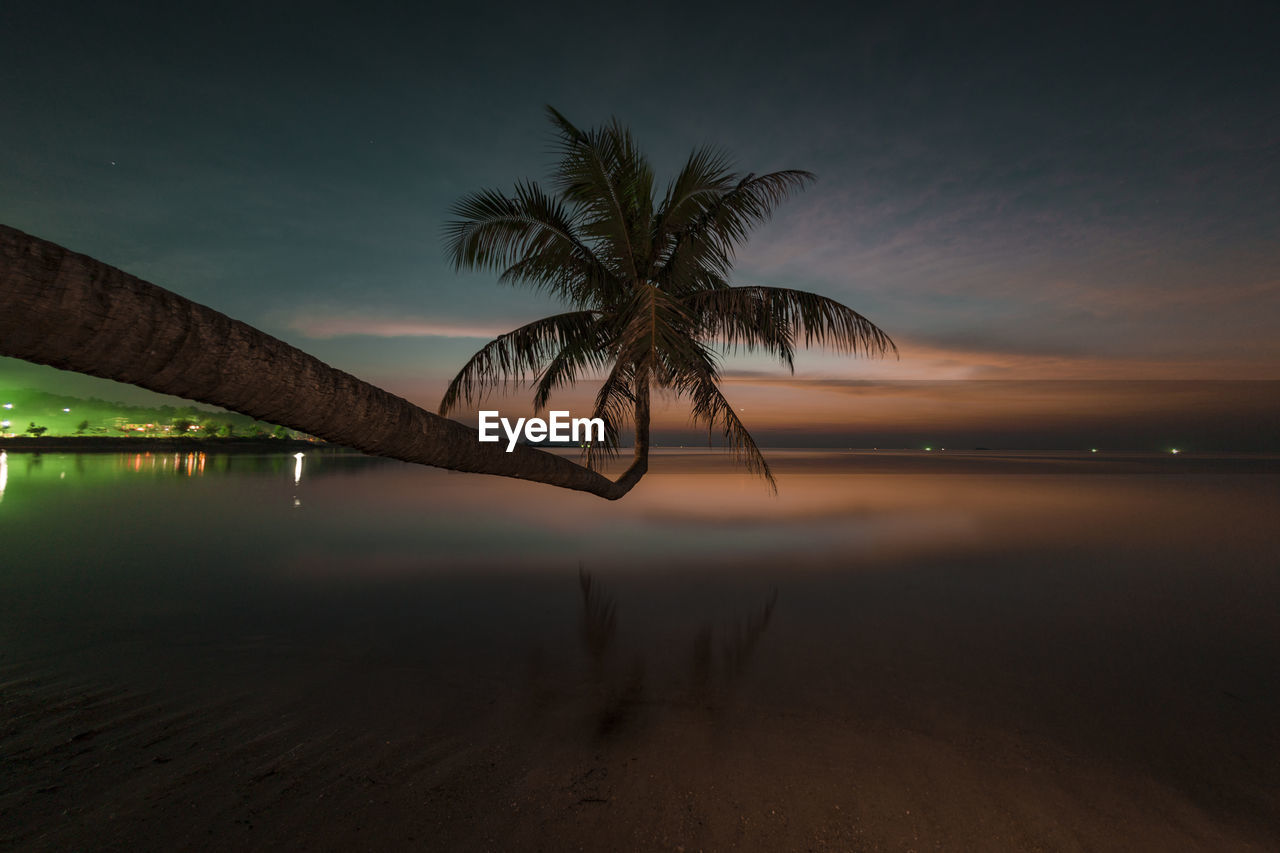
(612, 370, 650, 493)
(0, 224, 639, 499)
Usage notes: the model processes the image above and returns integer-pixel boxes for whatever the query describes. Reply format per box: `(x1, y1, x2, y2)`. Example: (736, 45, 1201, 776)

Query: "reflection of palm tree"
(441, 108, 895, 494)
(576, 567, 642, 736)
(0, 225, 623, 498)
(692, 589, 778, 703)
(571, 568, 779, 731)
(578, 565, 617, 665)
(722, 588, 779, 679)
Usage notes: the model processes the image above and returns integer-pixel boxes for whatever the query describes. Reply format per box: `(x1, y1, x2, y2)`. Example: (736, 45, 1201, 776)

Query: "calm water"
(2, 448, 1278, 848)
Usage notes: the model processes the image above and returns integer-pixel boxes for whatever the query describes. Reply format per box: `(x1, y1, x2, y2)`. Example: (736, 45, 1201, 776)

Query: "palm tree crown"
(441, 107, 895, 493)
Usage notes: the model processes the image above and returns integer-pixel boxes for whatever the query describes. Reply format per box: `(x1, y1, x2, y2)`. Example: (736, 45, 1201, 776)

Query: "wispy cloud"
(722, 333, 1280, 381)
(285, 313, 512, 340)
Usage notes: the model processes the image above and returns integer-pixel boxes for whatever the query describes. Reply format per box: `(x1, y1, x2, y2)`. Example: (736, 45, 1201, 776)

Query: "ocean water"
(2, 448, 1277, 847)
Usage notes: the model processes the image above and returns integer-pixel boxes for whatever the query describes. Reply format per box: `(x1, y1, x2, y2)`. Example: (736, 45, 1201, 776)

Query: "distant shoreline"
(0, 436, 349, 453)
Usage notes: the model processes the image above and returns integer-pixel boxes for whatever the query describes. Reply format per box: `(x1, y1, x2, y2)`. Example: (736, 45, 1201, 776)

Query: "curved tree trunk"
(0, 224, 640, 499)
(613, 375, 650, 494)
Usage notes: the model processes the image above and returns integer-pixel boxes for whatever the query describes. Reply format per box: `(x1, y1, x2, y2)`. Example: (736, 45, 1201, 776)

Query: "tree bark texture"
(0, 224, 639, 499)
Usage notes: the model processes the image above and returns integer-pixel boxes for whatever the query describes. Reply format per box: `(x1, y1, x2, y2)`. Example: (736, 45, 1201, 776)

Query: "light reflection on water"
(1, 449, 1278, 845)
(0, 448, 1276, 574)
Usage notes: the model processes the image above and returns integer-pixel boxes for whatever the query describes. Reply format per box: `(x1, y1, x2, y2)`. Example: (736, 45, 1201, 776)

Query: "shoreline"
(0, 436, 348, 453)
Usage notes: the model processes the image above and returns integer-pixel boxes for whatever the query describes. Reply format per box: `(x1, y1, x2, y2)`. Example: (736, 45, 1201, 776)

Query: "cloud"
(721, 332, 1280, 381)
(285, 313, 513, 340)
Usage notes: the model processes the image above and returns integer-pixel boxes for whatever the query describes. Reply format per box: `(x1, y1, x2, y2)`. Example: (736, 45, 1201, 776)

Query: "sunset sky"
(2, 2, 1277, 447)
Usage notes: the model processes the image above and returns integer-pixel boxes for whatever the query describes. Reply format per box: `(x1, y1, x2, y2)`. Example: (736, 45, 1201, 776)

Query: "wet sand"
(0, 694, 1264, 851)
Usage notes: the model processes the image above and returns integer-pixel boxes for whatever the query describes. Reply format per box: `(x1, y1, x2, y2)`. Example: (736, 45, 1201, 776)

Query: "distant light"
(0, 420, 8, 429)
(924, 446, 932, 451)
(62, 408, 71, 413)
(1171, 448, 1180, 455)
(2, 403, 11, 409)
(1091, 448, 1098, 453)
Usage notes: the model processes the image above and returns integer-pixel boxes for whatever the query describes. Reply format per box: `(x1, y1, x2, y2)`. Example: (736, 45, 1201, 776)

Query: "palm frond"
(546, 107, 648, 283)
(685, 286, 896, 366)
(583, 358, 636, 471)
(683, 364, 776, 493)
(657, 170, 816, 287)
(531, 319, 617, 411)
(652, 336, 774, 491)
(442, 181, 619, 305)
(656, 146, 737, 228)
(439, 310, 602, 415)
(649, 146, 737, 275)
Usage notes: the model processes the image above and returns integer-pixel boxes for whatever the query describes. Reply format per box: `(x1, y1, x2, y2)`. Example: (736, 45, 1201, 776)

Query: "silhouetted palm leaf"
(438, 310, 604, 413)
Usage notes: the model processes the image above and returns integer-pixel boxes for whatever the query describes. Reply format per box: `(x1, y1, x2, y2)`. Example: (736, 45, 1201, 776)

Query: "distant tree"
(218, 423, 236, 438)
(172, 418, 194, 435)
(272, 425, 291, 439)
(76, 419, 90, 434)
(26, 422, 47, 437)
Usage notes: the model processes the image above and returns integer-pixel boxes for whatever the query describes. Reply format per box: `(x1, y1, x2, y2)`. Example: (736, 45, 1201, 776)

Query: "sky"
(1, 1, 1277, 448)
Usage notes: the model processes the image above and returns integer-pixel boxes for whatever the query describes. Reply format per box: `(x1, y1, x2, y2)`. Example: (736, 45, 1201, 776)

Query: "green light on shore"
(1091, 448, 1098, 453)
(924, 446, 932, 451)
(1171, 448, 1181, 454)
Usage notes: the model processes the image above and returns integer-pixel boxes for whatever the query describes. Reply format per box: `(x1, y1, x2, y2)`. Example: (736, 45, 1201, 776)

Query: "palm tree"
(0, 223, 624, 497)
(441, 108, 894, 492)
